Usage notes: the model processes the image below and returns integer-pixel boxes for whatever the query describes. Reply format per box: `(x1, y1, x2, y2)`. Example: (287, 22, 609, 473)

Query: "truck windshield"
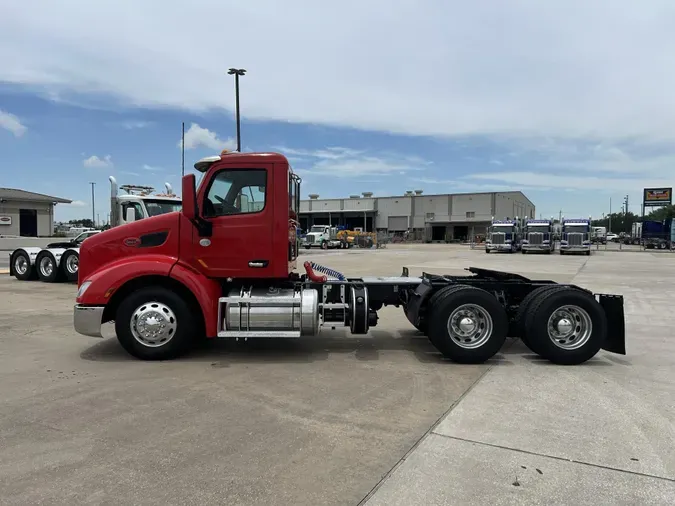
(527, 225, 549, 233)
(565, 225, 588, 233)
(145, 200, 183, 217)
(310, 226, 326, 233)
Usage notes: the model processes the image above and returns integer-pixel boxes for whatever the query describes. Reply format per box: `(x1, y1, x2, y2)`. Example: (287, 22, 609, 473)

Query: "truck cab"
(109, 177, 182, 227)
(560, 218, 592, 255)
(485, 219, 521, 253)
(304, 225, 337, 249)
(521, 219, 554, 254)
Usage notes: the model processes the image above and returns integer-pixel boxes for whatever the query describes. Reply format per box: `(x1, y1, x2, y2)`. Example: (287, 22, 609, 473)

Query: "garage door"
(388, 216, 408, 231)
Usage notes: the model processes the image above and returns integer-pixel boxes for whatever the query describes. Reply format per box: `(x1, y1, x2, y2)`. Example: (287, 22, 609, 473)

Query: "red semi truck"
(73, 150, 626, 365)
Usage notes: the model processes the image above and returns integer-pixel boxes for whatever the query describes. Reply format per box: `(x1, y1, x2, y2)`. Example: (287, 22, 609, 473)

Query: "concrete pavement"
(363, 247, 675, 505)
(1, 245, 673, 505)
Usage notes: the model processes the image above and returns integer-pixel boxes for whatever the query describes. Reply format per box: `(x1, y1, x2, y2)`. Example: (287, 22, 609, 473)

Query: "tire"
(513, 285, 569, 350)
(305, 245, 311, 249)
(115, 286, 197, 360)
(11, 250, 35, 281)
(321, 241, 328, 250)
(36, 251, 61, 283)
(485, 249, 490, 253)
(60, 250, 79, 282)
(427, 285, 508, 363)
(560, 250, 565, 255)
(523, 287, 607, 365)
(585, 250, 591, 256)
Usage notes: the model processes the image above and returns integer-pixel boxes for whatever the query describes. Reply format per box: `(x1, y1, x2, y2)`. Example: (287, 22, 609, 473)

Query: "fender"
(10, 246, 42, 266)
(169, 261, 222, 337)
(76, 254, 177, 304)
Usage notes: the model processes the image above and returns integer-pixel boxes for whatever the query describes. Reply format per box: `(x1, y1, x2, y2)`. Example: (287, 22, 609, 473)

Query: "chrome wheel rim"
(547, 305, 593, 350)
(130, 301, 177, 347)
(66, 254, 78, 274)
(446, 303, 494, 349)
(14, 255, 28, 275)
(39, 256, 54, 277)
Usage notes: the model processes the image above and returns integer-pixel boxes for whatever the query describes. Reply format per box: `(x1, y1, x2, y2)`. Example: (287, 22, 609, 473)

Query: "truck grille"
(528, 232, 543, 245)
(306, 235, 315, 243)
(491, 232, 505, 245)
(567, 233, 583, 246)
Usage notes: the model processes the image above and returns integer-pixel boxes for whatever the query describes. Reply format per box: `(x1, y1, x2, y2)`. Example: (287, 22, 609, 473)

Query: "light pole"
(227, 68, 246, 152)
(89, 182, 96, 227)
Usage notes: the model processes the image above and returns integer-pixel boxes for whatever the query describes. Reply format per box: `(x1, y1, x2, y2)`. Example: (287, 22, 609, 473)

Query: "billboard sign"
(0, 216, 11, 226)
(643, 187, 672, 207)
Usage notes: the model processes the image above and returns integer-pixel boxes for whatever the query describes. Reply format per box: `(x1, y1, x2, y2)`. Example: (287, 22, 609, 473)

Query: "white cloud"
(142, 164, 162, 172)
(64, 200, 87, 207)
(4, 1, 675, 142)
(83, 154, 113, 168)
(279, 145, 430, 178)
(179, 123, 236, 151)
(121, 120, 153, 129)
(120, 170, 140, 176)
(0, 110, 27, 137)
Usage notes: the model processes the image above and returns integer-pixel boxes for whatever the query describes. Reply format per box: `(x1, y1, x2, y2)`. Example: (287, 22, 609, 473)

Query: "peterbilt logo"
(123, 237, 141, 247)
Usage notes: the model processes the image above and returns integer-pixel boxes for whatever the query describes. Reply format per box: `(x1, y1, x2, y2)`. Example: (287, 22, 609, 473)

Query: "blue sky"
(2, 0, 675, 223)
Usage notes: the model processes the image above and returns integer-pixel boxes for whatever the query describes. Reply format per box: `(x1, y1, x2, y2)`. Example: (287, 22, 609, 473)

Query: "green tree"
(591, 212, 638, 233)
(645, 205, 675, 222)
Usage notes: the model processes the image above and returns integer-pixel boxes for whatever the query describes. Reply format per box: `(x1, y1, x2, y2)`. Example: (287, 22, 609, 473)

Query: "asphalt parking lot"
(1, 245, 674, 505)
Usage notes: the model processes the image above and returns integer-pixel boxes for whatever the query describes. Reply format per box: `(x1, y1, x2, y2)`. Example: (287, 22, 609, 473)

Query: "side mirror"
(182, 174, 197, 221)
(126, 207, 136, 223)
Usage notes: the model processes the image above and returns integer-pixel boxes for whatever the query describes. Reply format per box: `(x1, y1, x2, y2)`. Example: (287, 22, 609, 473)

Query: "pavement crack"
(433, 434, 675, 483)
(357, 340, 518, 505)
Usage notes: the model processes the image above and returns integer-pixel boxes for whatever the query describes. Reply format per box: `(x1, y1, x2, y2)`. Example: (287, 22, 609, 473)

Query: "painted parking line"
(0, 269, 9, 274)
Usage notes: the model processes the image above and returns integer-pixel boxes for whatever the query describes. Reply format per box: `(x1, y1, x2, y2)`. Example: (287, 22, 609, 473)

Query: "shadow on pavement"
(79, 331, 615, 368)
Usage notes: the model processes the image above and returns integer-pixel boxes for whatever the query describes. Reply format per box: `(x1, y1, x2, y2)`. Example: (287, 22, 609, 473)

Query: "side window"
(121, 203, 144, 221)
(204, 169, 267, 217)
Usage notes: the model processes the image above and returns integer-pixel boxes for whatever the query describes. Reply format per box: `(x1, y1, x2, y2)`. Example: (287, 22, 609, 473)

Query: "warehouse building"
(299, 190, 535, 241)
(0, 187, 71, 237)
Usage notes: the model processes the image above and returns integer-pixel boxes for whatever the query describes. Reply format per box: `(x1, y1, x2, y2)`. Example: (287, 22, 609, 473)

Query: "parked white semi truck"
(485, 218, 523, 253)
(560, 218, 592, 255)
(521, 219, 555, 254)
(303, 225, 349, 249)
(9, 176, 182, 283)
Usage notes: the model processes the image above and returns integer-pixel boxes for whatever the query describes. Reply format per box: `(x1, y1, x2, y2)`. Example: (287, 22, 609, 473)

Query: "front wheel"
(115, 286, 198, 360)
(427, 286, 508, 363)
(321, 241, 328, 250)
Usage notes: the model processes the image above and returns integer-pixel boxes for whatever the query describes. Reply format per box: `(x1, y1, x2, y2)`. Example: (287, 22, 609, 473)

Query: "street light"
(227, 68, 247, 152)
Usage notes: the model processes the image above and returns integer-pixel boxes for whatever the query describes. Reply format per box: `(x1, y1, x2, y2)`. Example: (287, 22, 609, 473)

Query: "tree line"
(590, 205, 675, 231)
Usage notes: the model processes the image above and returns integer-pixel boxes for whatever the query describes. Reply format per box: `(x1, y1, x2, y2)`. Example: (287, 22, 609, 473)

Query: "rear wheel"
(115, 286, 197, 360)
(514, 285, 568, 350)
(11, 251, 35, 281)
(36, 251, 61, 282)
(427, 286, 508, 363)
(60, 250, 79, 282)
(523, 288, 607, 365)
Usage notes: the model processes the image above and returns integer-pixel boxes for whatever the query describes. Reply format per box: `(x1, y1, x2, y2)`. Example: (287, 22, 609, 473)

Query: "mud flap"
(8, 252, 14, 276)
(598, 294, 626, 355)
(404, 279, 433, 327)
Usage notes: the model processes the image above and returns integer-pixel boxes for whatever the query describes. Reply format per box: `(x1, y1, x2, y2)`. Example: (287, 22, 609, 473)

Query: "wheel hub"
(15, 256, 27, 275)
(447, 304, 494, 349)
(66, 255, 78, 273)
(547, 305, 593, 350)
(130, 302, 177, 347)
(40, 257, 53, 277)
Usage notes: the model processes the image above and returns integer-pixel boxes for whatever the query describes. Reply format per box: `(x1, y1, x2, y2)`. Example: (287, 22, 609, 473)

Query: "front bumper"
(486, 244, 513, 252)
(73, 304, 104, 337)
(522, 244, 550, 251)
(560, 245, 590, 251)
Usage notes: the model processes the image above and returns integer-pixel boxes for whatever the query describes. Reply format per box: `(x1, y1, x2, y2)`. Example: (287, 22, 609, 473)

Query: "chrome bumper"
(73, 304, 104, 337)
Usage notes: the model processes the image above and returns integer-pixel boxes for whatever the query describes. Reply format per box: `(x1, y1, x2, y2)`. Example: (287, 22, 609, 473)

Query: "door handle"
(248, 260, 269, 268)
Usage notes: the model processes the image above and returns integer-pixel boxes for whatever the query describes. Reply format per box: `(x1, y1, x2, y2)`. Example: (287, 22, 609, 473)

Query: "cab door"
(195, 164, 274, 278)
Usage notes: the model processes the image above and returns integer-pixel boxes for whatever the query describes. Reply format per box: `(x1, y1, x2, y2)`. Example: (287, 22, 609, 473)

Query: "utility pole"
(609, 197, 612, 233)
(89, 182, 96, 227)
(227, 68, 247, 152)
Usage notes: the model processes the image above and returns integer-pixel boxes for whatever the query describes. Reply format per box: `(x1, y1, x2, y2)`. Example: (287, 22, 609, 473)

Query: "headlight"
(77, 280, 92, 299)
